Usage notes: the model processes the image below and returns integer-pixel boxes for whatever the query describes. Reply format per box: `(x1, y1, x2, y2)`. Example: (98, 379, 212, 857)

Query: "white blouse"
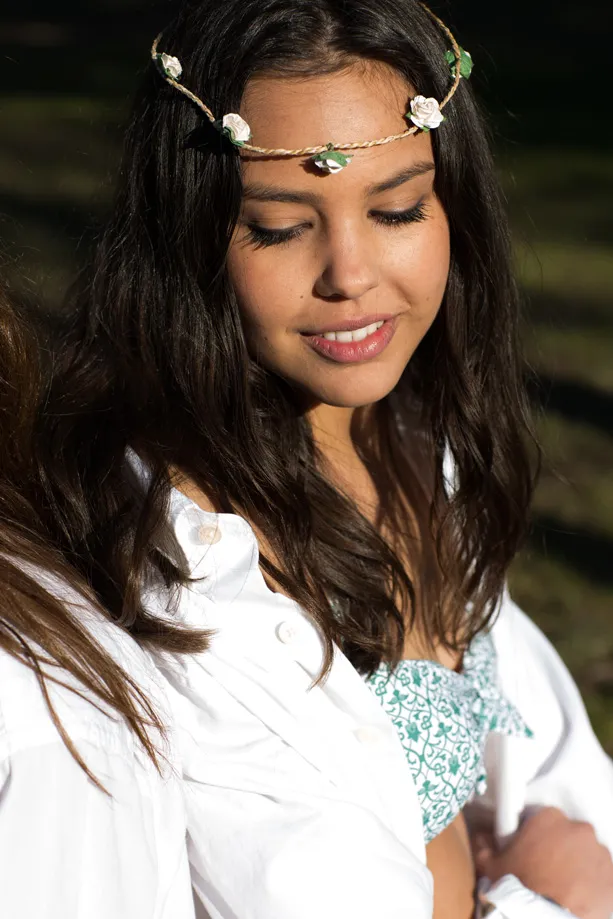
(143, 482, 613, 919)
(0, 573, 195, 919)
(5, 471, 611, 919)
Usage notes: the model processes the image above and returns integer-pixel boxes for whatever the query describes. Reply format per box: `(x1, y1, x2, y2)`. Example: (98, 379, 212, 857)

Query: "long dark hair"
(0, 286, 206, 787)
(39, 0, 536, 676)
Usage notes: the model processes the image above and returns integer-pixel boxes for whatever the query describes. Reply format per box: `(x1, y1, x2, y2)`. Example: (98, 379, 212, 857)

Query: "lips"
(301, 316, 398, 364)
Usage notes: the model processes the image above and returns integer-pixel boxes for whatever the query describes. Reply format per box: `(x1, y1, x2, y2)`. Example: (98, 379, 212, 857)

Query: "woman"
(38, 0, 613, 917)
(0, 288, 199, 916)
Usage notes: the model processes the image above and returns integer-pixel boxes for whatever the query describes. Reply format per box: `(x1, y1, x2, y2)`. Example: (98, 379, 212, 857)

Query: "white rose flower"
(222, 113, 252, 144)
(409, 95, 444, 131)
(314, 155, 351, 174)
(311, 148, 352, 173)
(159, 53, 182, 81)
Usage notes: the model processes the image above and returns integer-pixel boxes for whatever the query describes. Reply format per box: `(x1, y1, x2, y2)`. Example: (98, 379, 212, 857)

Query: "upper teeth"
(322, 321, 384, 342)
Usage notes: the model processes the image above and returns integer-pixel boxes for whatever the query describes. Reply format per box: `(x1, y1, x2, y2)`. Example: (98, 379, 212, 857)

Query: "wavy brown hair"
(0, 286, 209, 787)
(38, 0, 536, 677)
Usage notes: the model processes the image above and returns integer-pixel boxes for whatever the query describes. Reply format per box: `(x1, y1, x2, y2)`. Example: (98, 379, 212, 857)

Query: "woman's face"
(227, 61, 450, 409)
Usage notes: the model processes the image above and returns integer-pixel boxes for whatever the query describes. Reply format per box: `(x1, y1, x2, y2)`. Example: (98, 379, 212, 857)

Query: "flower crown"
(151, 2, 473, 174)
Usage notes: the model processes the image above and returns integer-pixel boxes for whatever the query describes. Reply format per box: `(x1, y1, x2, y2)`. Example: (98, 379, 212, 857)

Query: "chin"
(303, 363, 408, 409)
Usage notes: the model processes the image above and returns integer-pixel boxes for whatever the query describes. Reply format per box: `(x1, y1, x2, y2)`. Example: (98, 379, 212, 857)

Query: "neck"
(305, 401, 382, 526)
(307, 402, 355, 458)
(306, 400, 377, 463)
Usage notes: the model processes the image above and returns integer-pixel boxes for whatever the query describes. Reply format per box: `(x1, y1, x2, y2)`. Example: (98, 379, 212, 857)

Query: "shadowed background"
(1, 1, 612, 748)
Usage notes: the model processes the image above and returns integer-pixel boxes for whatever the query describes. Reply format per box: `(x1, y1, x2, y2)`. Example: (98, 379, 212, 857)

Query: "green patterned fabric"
(367, 630, 534, 843)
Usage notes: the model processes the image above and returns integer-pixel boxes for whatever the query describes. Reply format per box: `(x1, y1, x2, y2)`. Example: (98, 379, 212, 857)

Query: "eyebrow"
(242, 160, 435, 206)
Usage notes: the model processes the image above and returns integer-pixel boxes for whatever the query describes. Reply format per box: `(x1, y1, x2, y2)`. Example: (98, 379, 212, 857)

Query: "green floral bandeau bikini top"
(367, 630, 534, 843)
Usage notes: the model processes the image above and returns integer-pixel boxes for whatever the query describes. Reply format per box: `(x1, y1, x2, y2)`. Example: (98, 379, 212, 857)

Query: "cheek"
(393, 211, 450, 317)
(227, 246, 306, 339)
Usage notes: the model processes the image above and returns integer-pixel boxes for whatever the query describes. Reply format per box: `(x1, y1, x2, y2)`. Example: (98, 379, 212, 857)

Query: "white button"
(275, 621, 298, 644)
(353, 726, 388, 749)
(196, 524, 222, 545)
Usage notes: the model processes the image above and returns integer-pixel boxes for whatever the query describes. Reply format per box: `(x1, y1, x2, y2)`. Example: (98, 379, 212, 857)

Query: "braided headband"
(150, 3, 473, 174)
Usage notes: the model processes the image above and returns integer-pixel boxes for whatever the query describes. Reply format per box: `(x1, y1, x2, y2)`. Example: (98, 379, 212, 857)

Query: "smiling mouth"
(301, 316, 397, 364)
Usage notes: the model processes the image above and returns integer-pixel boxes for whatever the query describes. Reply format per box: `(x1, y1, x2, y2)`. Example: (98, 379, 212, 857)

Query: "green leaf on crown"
(445, 47, 473, 79)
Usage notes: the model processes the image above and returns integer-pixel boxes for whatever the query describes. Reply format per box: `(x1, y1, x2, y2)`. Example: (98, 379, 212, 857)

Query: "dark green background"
(1, 2, 612, 748)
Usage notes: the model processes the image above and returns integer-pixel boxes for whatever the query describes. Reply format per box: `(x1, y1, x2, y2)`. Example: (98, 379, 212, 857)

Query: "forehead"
(238, 62, 434, 194)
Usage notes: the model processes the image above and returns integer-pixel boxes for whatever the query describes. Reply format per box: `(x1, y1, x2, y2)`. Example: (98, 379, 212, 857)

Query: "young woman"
(0, 288, 199, 916)
(37, 1, 613, 917)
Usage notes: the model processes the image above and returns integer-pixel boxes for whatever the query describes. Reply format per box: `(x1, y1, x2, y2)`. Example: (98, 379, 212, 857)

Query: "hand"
(472, 807, 613, 919)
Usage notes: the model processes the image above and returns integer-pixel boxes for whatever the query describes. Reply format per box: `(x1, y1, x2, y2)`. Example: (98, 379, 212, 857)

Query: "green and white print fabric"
(367, 630, 534, 843)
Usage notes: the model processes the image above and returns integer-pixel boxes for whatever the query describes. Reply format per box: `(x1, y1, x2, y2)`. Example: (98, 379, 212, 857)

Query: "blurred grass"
(0, 95, 120, 306)
(1, 94, 612, 751)
(500, 150, 613, 750)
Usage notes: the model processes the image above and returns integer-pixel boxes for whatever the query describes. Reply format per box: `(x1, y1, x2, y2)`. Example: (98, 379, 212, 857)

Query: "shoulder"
(0, 564, 176, 777)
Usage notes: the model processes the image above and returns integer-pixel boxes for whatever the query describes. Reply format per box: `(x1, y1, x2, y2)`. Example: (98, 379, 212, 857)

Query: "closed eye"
(245, 223, 310, 249)
(371, 201, 429, 227)
(244, 200, 429, 249)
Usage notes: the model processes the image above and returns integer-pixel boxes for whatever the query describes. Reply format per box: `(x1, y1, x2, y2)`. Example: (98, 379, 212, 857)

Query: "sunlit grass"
(531, 416, 613, 535)
(525, 325, 613, 393)
(517, 241, 613, 305)
(0, 95, 121, 203)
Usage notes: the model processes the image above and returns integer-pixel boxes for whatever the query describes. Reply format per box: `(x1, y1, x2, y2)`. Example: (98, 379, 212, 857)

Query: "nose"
(314, 228, 380, 301)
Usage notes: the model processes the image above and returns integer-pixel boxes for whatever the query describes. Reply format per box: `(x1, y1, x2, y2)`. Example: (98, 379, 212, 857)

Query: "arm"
(460, 591, 613, 919)
(487, 589, 613, 853)
(0, 737, 195, 919)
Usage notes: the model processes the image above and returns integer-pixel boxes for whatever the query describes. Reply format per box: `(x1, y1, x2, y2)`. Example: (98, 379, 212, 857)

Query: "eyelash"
(245, 201, 429, 249)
